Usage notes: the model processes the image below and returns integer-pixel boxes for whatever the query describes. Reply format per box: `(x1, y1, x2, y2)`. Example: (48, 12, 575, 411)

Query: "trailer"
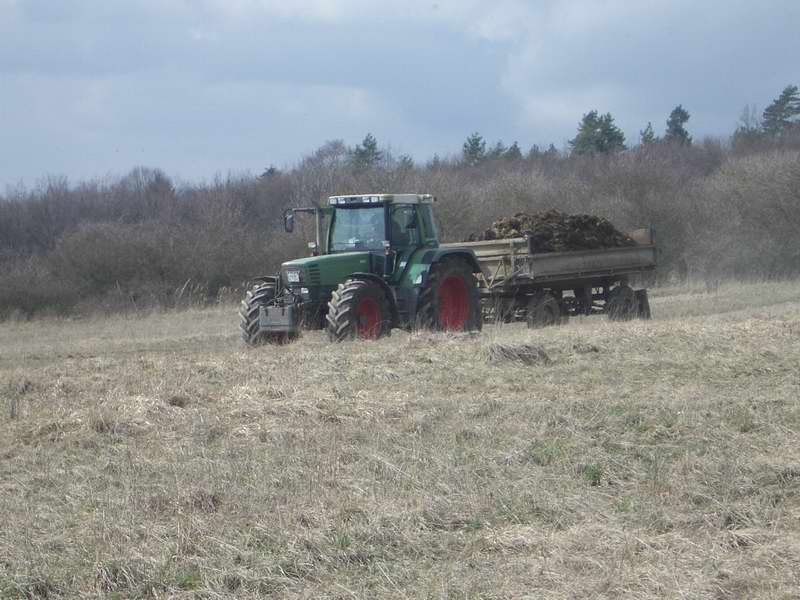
(442, 227, 657, 326)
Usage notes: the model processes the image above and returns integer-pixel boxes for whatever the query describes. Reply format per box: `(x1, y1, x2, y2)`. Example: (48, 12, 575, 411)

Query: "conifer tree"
(462, 132, 486, 166)
(570, 111, 626, 155)
(762, 85, 800, 136)
(504, 141, 523, 160)
(351, 133, 383, 170)
(639, 122, 657, 146)
(664, 105, 692, 145)
(486, 141, 508, 160)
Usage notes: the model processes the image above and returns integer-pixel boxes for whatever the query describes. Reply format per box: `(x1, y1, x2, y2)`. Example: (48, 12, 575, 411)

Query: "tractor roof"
(328, 193, 434, 206)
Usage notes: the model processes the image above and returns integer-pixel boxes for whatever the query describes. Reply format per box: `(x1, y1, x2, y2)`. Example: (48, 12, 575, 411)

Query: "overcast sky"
(1, 0, 798, 188)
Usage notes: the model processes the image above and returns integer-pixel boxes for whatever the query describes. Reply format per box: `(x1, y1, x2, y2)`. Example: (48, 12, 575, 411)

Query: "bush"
(1, 140, 799, 319)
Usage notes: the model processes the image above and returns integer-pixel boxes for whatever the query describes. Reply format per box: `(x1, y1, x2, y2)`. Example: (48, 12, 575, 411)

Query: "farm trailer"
(442, 229, 656, 327)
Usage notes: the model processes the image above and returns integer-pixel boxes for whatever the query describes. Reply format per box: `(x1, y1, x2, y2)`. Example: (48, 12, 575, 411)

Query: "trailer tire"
(606, 285, 638, 321)
(416, 258, 482, 332)
(240, 282, 297, 345)
(526, 292, 563, 328)
(635, 289, 651, 320)
(326, 278, 392, 342)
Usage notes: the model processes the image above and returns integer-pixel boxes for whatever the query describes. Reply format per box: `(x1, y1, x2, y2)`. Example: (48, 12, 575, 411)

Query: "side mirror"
(284, 210, 294, 233)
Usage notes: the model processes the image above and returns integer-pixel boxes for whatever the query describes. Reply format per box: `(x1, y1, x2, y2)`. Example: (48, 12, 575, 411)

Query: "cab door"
(388, 204, 421, 283)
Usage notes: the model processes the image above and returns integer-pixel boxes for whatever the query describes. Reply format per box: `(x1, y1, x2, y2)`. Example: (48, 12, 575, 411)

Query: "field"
(2, 281, 800, 599)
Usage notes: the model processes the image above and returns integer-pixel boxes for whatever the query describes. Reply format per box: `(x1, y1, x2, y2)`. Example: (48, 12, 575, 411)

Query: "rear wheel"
(526, 292, 563, 328)
(416, 258, 482, 332)
(326, 278, 392, 342)
(240, 281, 296, 345)
(606, 285, 638, 321)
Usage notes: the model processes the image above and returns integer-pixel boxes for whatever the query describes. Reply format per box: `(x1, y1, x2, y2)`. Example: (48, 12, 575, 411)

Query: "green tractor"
(240, 194, 482, 344)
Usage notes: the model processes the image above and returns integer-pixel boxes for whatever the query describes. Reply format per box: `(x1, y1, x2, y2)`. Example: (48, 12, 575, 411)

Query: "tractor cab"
(324, 194, 438, 279)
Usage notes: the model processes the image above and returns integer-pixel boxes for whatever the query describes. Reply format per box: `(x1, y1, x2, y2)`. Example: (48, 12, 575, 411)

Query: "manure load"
(477, 209, 636, 253)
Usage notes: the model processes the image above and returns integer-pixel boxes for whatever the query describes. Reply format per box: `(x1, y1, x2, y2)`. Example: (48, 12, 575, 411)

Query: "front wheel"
(240, 281, 297, 345)
(326, 278, 392, 342)
(416, 258, 482, 332)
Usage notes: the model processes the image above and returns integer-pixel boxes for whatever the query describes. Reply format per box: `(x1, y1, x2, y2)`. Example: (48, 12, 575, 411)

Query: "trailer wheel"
(416, 258, 482, 332)
(326, 278, 392, 342)
(526, 292, 563, 328)
(240, 281, 297, 345)
(606, 285, 638, 321)
(635, 289, 651, 320)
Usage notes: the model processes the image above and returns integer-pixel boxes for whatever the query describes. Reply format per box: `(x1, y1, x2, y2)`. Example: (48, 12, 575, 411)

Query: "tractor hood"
(281, 252, 373, 288)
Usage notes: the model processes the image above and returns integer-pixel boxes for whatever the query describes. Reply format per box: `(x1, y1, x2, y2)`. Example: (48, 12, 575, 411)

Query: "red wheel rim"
(438, 276, 469, 331)
(355, 297, 381, 339)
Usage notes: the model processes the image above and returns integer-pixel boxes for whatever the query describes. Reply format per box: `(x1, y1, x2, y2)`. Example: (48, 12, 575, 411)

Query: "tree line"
(1, 84, 799, 318)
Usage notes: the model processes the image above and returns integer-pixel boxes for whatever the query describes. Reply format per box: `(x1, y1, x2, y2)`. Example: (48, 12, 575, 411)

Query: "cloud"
(496, 0, 800, 143)
(1, 0, 799, 186)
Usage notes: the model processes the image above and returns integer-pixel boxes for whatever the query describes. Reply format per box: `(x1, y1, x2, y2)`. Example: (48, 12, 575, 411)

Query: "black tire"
(635, 289, 651, 320)
(606, 285, 638, 321)
(526, 292, 563, 328)
(415, 258, 482, 332)
(239, 281, 295, 345)
(326, 278, 392, 342)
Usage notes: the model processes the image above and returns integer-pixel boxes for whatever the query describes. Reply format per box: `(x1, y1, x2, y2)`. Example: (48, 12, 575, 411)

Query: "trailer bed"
(442, 228, 656, 289)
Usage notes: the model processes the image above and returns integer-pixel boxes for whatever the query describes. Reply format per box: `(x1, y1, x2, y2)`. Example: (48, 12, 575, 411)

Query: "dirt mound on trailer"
(479, 209, 636, 253)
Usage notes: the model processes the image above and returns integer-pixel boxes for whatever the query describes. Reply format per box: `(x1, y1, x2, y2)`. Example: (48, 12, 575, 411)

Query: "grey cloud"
(1, 1, 799, 186)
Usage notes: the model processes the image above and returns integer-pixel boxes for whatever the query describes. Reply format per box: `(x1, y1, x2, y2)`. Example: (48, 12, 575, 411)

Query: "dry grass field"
(2, 281, 800, 599)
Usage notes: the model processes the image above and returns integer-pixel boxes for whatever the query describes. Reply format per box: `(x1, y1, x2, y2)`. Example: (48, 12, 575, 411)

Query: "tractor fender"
(348, 272, 400, 327)
(252, 275, 279, 285)
(422, 249, 482, 275)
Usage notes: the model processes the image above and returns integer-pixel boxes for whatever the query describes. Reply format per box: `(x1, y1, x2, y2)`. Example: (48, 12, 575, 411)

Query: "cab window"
(390, 205, 419, 248)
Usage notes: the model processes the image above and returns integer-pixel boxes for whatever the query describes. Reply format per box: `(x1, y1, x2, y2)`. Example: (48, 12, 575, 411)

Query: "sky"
(1, 0, 799, 188)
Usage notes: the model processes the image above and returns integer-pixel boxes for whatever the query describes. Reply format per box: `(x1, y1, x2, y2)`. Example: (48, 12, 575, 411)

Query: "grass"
(1, 280, 800, 598)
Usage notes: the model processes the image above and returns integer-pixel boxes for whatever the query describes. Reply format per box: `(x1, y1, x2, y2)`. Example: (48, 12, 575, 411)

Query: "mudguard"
(252, 275, 279, 285)
(422, 249, 482, 274)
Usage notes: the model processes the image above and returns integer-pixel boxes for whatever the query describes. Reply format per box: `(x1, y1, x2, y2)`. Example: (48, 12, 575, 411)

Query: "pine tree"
(570, 111, 626, 155)
(486, 141, 508, 160)
(544, 144, 559, 158)
(639, 122, 657, 146)
(260, 165, 280, 178)
(503, 141, 523, 160)
(351, 133, 383, 170)
(396, 154, 414, 171)
(462, 132, 486, 166)
(664, 105, 692, 145)
(762, 85, 800, 136)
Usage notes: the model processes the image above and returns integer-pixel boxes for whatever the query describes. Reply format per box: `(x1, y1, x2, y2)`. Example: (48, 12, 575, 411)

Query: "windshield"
(330, 206, 385, 252)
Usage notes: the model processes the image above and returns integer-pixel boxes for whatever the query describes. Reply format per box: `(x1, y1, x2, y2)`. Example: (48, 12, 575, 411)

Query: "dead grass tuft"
(486, 342, 551, 365)
(188, 489, 223, 513)
(167, 394, 190, 408)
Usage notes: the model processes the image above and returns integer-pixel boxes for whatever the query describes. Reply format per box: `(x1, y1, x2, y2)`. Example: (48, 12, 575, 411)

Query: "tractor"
(239, 194, 483, 344)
